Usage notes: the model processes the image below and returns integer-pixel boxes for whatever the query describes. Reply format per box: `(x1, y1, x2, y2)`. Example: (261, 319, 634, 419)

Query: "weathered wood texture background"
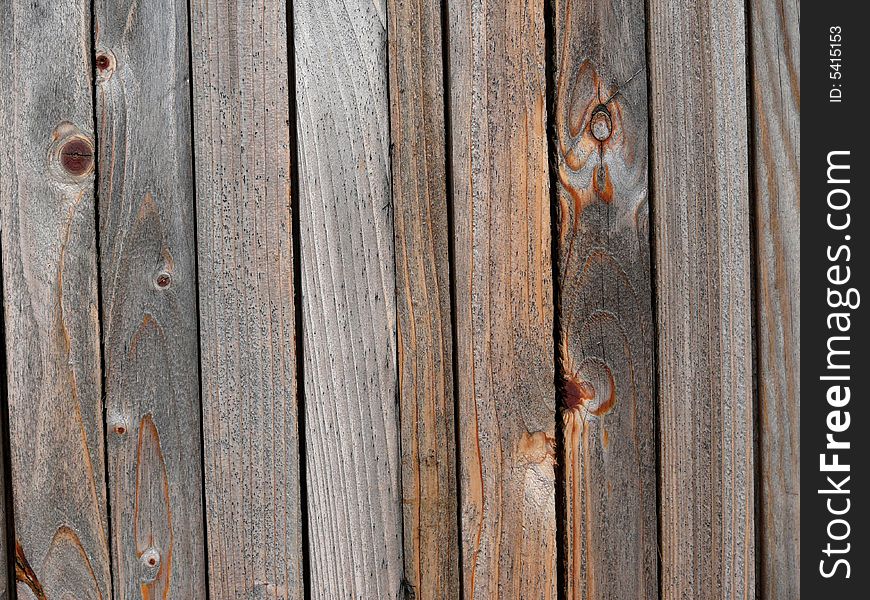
(0, 0, 798, 599)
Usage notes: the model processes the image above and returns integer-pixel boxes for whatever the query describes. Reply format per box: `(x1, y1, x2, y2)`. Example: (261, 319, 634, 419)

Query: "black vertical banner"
(802, 3, 868, 597)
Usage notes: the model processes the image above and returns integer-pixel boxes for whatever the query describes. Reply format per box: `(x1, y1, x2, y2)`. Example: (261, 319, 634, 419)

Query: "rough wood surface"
(0, 314, 7, 599)
(748, 0, 800, 597)
(387, 0, 460, 598)
(0, 1, 112, 598)
(446, 0, 557, 596)
(647, 1, 756, 598)
(94, 0, 207, 596)
(189, 1, 303, 597)
(552, 1, 658, 598)
(293, 1, 402, 597)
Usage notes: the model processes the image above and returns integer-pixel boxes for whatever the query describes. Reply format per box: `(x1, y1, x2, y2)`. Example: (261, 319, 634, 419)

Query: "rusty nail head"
(156, 272, 171, 288)
(96, 53, 111, 70)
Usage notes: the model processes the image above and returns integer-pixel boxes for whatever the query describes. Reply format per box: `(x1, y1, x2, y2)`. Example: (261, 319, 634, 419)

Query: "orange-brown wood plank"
(552, 1, 658, 598)
(0, 1, 112, 597)
(388, 0, 460, 598)
(447, 0, 557, 596)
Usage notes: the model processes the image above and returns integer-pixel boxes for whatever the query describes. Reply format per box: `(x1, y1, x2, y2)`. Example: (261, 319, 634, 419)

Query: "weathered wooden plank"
(189, 1, 303, 597)
(0, 333, 7, 600)
(93, 0, 207, 595)
(387, 0, 460, 597)
(552, 1, 658, 598)
(0, 1, 112, 598)
(446, 0, 556, 597)
(293, 1, 402, 597)
(748, 0, 800, 596)
(647, 1, 755, 598)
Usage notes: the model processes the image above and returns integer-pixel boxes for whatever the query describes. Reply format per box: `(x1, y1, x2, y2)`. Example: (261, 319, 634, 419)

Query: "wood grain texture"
(387, 0, 460, 597)
(293, 1, 402, 597)
(552, 1, 658, 598)
(94, 0, 207, 595)
(647, 1, 756, 598)
(748, 0, 800, 597)
(0, 330, 6, 600)
(0, 1, 112, 598)
(446, 0, 557, 597)
(189, 1, 303, 597)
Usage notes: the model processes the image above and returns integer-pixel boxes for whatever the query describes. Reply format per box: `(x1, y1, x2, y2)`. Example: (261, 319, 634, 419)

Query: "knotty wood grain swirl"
(748, 1, 800, 596)
(648, 1, 756, 598)
(190, 1, 303, 597)
(447, 0, 557, 596)
(94, 0, 207, 595)
(0, 1, 112, 598)
(387, 0, 460, 598)
(553, 1, 658, 598)
(293, 1, 403, 597)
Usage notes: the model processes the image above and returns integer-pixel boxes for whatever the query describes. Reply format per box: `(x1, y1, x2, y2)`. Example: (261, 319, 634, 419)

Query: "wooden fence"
(0, 0, 799, 598)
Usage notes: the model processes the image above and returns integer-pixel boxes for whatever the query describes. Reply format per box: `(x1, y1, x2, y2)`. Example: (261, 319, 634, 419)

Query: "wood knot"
(60, 138, 93, 176)
(95, 50, 116, 81)
(49, 122, 94, 181)
(140, 547, 161, 579)
(155, 272, 172, 289)
(590, 105, 612, 141)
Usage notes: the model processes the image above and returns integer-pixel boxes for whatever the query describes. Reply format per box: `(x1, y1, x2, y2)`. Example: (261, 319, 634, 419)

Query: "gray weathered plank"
(293, 0, 403, 597)
(0, 340, 6, 600)
(446, 0, 557, 596)
(387, 0, 460, 597)
(0, 1, 112, 598)
(748, 0, 800, 596)
(647, 0, 756, 598)
(93, 0, 207, 595)
(189, 1, 304, 597)
(552, 1, 658, 598)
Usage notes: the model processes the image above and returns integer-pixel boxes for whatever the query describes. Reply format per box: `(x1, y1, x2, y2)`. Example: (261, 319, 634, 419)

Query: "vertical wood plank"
(0, 326, 7, 600)
(93, 0, 207, 595)
(552, 1, 658, 598)
(387, 0, 460, 597)
(647, 1, 756, 598)
(748, 0, 800, 597)
(189, 1, 304, 597)
(293, 0, 402, 597)
(0, 1, 112, 598)
(446, 0, 557, 596)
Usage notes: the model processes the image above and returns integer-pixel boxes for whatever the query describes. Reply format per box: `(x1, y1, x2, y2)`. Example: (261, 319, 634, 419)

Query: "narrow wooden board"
(748, 0, 800, 596)
(93, 0, 207, 595)
(552, 1, 658, 598)
(189, 1, 304, 597)
(647, 0, 756, 598)
(0, 316, 7, 599)
(387, 0, 460, 597)
(446, 0, 557, 596)
(293, 1, 403, 597)
(0, 1, 112, 598)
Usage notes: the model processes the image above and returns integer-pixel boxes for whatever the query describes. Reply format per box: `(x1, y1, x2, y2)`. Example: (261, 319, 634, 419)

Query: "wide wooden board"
(647, 0, 756, 598)
(0, 1, 112, 597)
(552, 1, 658, 598)
(387, 0, 460, 598)
(293, 1, 403, 597)
(190, 1, 304, 596)
(446, 0, 557, 596)
(94, 0, 208, 595)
